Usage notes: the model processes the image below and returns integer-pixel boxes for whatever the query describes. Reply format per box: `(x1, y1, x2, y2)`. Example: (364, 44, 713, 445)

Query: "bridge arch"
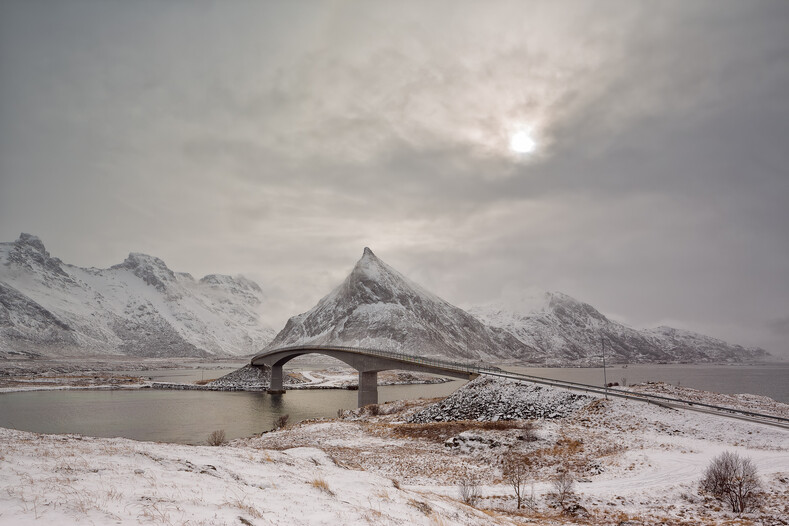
(251, 345, 477, 407)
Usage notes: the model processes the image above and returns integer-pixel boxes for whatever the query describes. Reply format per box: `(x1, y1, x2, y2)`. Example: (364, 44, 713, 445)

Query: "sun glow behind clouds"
(510, 129, 537, 154)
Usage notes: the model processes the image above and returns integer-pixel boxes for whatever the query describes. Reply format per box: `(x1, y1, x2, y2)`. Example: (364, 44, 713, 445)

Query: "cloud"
(1, 0, 788, 353)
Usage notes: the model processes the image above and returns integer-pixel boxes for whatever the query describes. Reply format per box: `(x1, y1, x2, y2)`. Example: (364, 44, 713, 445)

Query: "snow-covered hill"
(0, 234, 275, 358)
(470, 292, 768, 364)
(268, 248, 542, 362)
(270, 248, 766, 365)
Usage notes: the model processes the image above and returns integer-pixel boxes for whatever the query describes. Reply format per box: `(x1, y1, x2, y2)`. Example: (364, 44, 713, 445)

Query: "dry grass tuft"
(310, 477, 334, 496)
(387, 420, 531, 443)
(408, 498, 433, 516)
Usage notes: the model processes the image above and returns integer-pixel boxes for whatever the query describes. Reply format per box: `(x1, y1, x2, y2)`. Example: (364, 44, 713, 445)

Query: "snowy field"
(2, 378, 788, 525)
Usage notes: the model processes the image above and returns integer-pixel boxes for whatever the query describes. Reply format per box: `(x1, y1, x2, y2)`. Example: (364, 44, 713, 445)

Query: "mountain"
(0, 233, 275, 358)
(270, 248, 767, 365)
(267, 247, 542, 362)
(470, 292, 769, 365)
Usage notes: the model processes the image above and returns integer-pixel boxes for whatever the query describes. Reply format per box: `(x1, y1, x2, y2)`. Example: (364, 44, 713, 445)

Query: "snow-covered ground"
(2, 378, 788, 525)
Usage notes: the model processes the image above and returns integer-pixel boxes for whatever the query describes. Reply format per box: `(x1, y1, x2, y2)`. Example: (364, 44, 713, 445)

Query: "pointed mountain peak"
(5, 233, 68, 276)
(16, 233, 47, 254)
(349, 246, 391, 283)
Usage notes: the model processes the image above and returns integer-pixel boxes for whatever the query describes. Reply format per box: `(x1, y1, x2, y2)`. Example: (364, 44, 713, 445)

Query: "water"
(503, 363, 789, 404)
(1, 363, 786, 445)
(0, 380, 466, 445)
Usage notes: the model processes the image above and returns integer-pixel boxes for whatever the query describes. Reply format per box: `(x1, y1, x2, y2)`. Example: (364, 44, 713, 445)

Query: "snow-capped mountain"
(0, 233, 275, 358)
(267, 248, 541, 362)
(470, 292, 769, 364)
(270, 247, 767, 365)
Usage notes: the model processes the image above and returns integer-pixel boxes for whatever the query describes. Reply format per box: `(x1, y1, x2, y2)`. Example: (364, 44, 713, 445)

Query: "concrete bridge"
(250, 345, 789, 429)
(250, 345, 480, 407)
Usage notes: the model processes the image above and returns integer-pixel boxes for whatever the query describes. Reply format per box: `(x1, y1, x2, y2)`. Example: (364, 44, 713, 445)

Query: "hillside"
(0, 234, 275, 358)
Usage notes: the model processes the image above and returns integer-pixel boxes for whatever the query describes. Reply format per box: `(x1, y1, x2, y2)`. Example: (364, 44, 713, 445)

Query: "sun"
(510, 129, 536, 154)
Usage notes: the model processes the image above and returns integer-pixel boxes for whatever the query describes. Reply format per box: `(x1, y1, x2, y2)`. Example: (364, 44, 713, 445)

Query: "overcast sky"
(1, 0, 788, 356)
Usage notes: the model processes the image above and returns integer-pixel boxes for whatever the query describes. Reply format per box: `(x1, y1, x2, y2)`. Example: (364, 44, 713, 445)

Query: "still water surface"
(1, 364, 786, 444)
(504, 363, 789, 404)
(0, 381, 465, 444)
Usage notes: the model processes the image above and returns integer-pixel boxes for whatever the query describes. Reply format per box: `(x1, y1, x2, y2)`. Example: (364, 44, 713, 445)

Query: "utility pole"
(601, 335, 608, 400)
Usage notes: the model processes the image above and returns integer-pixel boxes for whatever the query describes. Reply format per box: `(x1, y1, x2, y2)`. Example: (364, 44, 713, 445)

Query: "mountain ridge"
(268, 248, 767, 364)
(0, 233, 275, 358)
(469, 291, 769, 364)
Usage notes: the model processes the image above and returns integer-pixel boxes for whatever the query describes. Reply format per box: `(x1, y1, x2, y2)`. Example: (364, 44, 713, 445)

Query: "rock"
(409, 376, 591, 423)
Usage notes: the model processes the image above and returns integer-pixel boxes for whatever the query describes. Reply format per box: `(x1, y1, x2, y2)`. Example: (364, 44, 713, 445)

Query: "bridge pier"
(358, 370, 378, 407)
(267, 364, 285, 394)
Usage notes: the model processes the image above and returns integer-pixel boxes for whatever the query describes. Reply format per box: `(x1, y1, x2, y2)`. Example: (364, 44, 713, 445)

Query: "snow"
(0, 235, 275, 358)
(2, 378, 789, 524)
(469, 292, 768, 364)
(0, 428, 499, 525)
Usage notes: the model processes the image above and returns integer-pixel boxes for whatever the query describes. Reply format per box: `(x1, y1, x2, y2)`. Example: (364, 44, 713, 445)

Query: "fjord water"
(505, 363, 789, 404)
(0, 380, 466, 445)
(0, 364, 786, 444)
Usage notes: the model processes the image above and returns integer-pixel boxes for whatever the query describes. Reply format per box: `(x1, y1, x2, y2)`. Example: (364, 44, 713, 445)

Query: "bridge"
(250, 345, 789, 430)
(250, 345, 480, 406)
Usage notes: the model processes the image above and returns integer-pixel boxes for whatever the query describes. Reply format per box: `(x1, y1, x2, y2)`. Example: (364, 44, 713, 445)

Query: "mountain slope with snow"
(470, 292, 768, 364)
(0, 234, 275, 358)
(268, 248, 542, 362)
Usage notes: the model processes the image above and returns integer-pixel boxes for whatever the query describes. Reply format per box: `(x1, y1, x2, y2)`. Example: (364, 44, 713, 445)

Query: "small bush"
(273, 414, 290, 430)
(366, 403, 380, 416)
(458, 475, 481, 506)
(700, 451, 762, 513)
(549, 469, 575, 510)
(207, 429, 226, 446)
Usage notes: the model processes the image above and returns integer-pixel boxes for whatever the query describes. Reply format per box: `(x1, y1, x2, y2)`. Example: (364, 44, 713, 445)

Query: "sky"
(1, 0, 788, 357)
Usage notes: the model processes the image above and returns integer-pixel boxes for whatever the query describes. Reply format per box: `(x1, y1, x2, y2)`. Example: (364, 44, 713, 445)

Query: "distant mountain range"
(0, 234, 768, 364)
(469, 293, 769, 365)
(270, 248, 768, 365)
(0, 234, 275, 358)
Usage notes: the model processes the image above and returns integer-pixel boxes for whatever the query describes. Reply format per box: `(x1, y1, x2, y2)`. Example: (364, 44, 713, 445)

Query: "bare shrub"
(207, 429, 226, 446)
(458, 475, 481, 506)
(273, 414, 290, 430)
(523, 483, 538, 512)
(549, 469, 575, 510)
(700, 451, 762, 513)
(366, 403, 380, 416)
(502, 450, 531, 509)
